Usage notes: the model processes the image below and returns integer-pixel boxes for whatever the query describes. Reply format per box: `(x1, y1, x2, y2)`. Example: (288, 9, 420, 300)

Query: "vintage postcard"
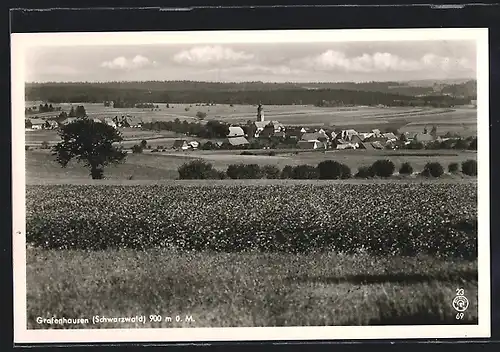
(12, 28, 490, 343)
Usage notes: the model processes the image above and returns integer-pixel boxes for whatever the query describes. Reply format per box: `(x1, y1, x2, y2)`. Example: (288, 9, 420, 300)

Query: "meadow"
(27, 248, 477, 329)
(26, 183, 478, 328)
(26, 148, 477, 184)
(25, 102, 478, 137)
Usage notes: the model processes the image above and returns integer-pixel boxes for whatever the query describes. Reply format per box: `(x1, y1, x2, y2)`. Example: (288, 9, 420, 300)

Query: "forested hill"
(25, 81, 474, 107)
(26, 79, 476, 95)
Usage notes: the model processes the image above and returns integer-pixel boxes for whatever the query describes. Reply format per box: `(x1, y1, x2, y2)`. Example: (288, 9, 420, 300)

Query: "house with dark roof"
(298, 140, 325, 149)
(172, 140, 190, 150)
(124, 116, 143, 128)
(301, 132, 329, 143)
(44, 120, 58, 129)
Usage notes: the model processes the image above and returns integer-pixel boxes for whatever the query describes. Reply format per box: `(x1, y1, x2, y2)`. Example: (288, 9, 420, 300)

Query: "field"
(26, 183, 478, 328)
(25, 102, 478, 137)
(24, 101, 479, 329)
(26, 148, 477, 184)
(27, 248, 477, 328)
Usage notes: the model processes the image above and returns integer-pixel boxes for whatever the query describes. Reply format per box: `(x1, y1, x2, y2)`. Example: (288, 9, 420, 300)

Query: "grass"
(27, 247, 478, 329)
(26, 149, 477, 184)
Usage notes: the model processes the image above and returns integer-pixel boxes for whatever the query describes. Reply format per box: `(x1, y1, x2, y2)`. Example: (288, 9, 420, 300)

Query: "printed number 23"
(456, 288, 465, 296)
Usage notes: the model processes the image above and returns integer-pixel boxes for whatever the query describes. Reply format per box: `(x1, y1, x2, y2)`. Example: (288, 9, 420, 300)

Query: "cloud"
(296, 50, 474, 73)
(173, 45, 254, 66)
(101, 55, 157, 70)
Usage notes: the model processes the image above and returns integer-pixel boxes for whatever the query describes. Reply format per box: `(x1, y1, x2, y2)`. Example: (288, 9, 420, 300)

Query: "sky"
(25, 40, 477, 83)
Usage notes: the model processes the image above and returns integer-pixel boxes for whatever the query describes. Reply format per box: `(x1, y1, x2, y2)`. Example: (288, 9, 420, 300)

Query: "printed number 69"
(456, 313, 464, 320)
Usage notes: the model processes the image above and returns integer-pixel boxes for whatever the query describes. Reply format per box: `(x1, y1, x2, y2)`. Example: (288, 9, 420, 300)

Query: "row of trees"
(178, 159, 478, 180)
(25, 103, 62, 114)
(143, 119, 231, 139)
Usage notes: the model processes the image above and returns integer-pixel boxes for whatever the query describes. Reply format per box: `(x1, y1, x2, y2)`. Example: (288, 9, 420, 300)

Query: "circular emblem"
(452, 295, 469, 312)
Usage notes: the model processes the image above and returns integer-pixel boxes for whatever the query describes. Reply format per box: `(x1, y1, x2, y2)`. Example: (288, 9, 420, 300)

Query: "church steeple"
(257, 103, 264, 122)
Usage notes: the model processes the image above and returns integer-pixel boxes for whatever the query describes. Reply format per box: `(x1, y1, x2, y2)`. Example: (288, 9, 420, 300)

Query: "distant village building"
(248, 104, 286, 138)
(228, 126, 245, 137)
(226, 125, 249, 147)
(44, 120, 58, 129)
(103, 118, 117, 129)
(29, 118, 46, 130)
(188, 141, 200, 149)
(172, 140, 190, 150)
(60, 117, 79, 126)
(298, 140, 325, 149)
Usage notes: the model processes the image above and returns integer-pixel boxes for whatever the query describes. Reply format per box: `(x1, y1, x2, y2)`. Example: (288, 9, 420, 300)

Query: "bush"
(41, 141, 49, 149)
(178, 160, 218, 179)
(184, 107, 190, 111)
(280, 165, 294, 179)
(25, 146, 30, 151)
(453, 139, 469, 150)
(131, 144, 143, 153)
(240, 151, 256, 155)
(340, 164, 352, 179)
(268, 151, 276, 156)
(355, 166, 375, 178)
(399, 162, 413, 175)
(262, 165, 281, 179)
(371, 159, 395, 178)
(292, 165, 319, 179)
(448, 162, 459, 173)
(317, 160, 344, 179)
(140, 139, 148, 148)
(422, 162, 444, 178)
(461, 159, 477, 176)
(196, 111, 207, 119)
(226, 164, 263, 179)
(468, 137, 477, 150)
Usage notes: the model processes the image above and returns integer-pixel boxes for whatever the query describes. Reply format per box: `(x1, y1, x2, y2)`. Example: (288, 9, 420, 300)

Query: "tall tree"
(52, 119, 127, 179)
(430, 125, 438, 139)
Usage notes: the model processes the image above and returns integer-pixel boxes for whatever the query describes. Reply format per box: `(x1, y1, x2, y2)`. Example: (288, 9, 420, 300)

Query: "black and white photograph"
(11, 28, 490, 343)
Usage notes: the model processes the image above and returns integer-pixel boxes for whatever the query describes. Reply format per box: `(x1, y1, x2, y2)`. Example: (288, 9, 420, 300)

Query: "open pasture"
(26, 102, 477, 135)
(25, 129, 181, 146)
(26, 149, 477, 184)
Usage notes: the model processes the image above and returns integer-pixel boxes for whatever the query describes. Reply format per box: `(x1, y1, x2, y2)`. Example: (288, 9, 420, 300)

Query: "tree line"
(25, 84, 473, 107)
(26, 80, 477, 97)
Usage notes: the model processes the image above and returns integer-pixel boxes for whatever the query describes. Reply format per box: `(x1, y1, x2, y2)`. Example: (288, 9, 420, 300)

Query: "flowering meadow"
(26, 183, 477, 259)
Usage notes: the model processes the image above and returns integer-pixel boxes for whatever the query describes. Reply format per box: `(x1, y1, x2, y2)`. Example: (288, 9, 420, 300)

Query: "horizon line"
(25, 78, 477, 85)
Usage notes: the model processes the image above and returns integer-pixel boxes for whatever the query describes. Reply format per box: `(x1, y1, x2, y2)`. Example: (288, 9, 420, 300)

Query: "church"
(248, 104, 285, 138)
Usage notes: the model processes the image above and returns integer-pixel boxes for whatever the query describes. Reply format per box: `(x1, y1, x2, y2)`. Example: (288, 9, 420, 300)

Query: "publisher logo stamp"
(453, 294, 469, 312)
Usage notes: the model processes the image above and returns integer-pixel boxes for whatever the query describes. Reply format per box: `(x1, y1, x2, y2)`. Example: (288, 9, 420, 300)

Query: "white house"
(30, 118, 45, 130)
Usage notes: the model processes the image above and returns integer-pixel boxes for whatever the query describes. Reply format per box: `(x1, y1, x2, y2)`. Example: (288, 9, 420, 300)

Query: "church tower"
(257, 103, 264, 122)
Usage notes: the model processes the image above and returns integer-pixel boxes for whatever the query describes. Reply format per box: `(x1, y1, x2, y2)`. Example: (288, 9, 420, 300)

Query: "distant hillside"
(25, 81, 474, 107)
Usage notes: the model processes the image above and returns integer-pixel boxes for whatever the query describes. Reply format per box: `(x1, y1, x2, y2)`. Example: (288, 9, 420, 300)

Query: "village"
(24, 103, 475, 153)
